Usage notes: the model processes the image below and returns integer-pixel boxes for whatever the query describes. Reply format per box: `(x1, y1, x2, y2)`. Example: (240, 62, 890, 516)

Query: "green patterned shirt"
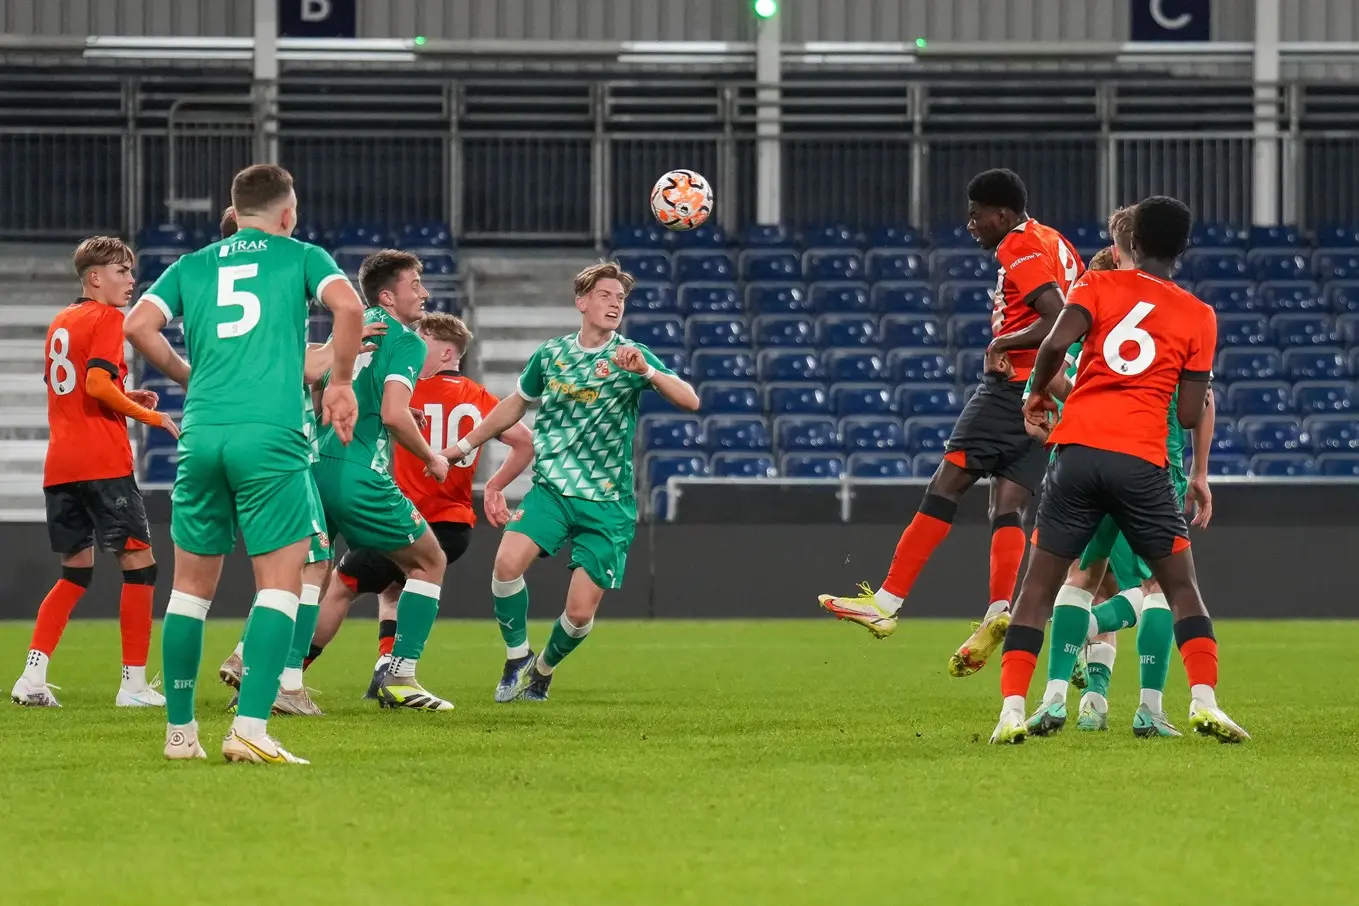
(302, 386, 320, 464)
(516, 332, 674, 502)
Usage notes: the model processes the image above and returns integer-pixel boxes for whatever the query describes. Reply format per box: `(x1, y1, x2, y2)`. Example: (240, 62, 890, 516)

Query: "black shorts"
(44, 475, 152, 556)
(1033, 444, 1189, 563)
(337, 521, 472, 595)
(944, 373, 1048, 492)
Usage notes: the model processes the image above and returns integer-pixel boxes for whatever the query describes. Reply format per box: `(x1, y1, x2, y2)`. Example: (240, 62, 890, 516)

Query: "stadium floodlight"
(753, 0, 778, 19)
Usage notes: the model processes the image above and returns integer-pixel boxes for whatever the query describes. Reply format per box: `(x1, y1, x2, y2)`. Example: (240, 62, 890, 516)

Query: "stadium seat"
(1284, 347, 1350, 380)
(140, 449, 179, 483)
(766, 383, 831, 415)
(641, 415, 704, 451)
(1226, 381, 1292, 416)
(1259, 281, 1324, 311)
(929, 224, 976, 248)
(741, 250, 802, 282)
(912, 452, 945, 477)
(704, 416, 771, 452)
(1249, 250, 1310, 282)
(638, 392, 681, 417)
(1305, 415, 1359, 452)
(815, 314, 878, 348)
(775, 415, 841, 452)
(803, 248, 865, 282)
(867, 250, 927, 282)
(629, 282, 678, 313)
(810, 282, 872, 314)
(1209, 421, 1246, 455)
(740, 223, 792, 248)
(678, 282, 741, 314)
(955, 349, 987, 382)
(644, 452, 708, 491)
(867, 225, 924, 249)
(949, 315, 993, 349)
(753, 315, 815, 347)
(291, 224, 324, 246)
(896, 384, 964, 417)
(674, 251, 735, 284)
(1317, 452, 1359, 476)
(1249, 225, 1304, 248)
(759, 349, 822, 382)
(781, 452, 845, 478)
(654, 350, 689, 380)
(1327, 282, 1359, 314)
(669, 224, 728, 250)
(905, 416, 955, 453)
(931, 250, 995, 283)
(415, 250, 457, 278)
(841, 416, 907, 452)
(1249, 453, 1316, 476)
(887, 348, 955, 383)
(847, 453, 912, 478)
(1058, 221, 1108, 249)
(1190, 222, 1246, 248)
(333, 250, 368, 276)
(141, 379, 185, 413)
(1314, 249, 1359, 281)
(1294, 381, 1356, 414)
(700, 382, 762, 414)
(625, 315, 684, 349)
(799, 224, 864, 248)
(1217, 314, 1269, 347)
(1206, 453, 1249, 476)
(425, 294, 461, 316)
(1270, 314, 1337, 347)
(612, 222, 668, 250)
(1216, 348, 1282, 381)
(710, 452, 777, 479)
(817, 348, 881, 383)
(830, 383, 894, 416)
(939, 282, 993, 315)
(614, 251, 671, 282)
(136, 223, 192, 251)
(881, 314, 945, 348)
(692, 349, 755, 382)
(1185, 250, 1248, 282)
(872, 281, 940, 313)
(1240, 416, 1304, 453)
(685, 315, 750, 348)
(746, 282, 810, 314)
(1197, 281, 1258, 313)
(1317, 224, 1359, 247)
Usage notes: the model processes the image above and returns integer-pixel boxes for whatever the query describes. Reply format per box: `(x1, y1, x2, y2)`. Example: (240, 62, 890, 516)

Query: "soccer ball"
(650, 169, 714, 231)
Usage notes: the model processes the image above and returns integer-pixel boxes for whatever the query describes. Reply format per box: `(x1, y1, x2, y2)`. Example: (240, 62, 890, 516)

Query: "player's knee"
(989, 510, 1023, 532)
(60, 565, 94, 588)
(122, 563, 158, 586)
(492, 548, 527, 584)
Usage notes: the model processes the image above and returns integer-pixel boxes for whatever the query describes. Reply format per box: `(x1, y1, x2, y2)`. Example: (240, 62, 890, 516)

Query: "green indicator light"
(753, 0, 778, 19)
(916, 37, 927, 48)
(414, 35, 427, 46)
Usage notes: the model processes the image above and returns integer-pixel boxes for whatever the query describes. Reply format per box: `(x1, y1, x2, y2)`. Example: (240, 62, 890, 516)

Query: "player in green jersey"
(452, 262, 700, 702)
(124, 164, 364, 764)
(312, 249, 456, 711)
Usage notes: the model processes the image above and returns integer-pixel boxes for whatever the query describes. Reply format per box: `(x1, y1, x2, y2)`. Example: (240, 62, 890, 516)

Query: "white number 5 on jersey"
(217, 264, 261, 338)
(1103, 301, 1157, 375)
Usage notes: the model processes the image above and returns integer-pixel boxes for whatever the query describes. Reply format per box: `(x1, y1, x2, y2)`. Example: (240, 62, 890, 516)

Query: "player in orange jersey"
(305, 311, 534, 698)
(991, 195, 1247, 744)
(11, 237, 180, 708)
(820, 168, 1082, 676)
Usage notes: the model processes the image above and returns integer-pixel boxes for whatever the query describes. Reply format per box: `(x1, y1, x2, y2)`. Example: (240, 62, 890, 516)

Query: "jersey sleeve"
(141, 258, 184, 321)
(303, 244, 350, 302)
(1184, 305, 1217, 380)
(517, 343, 548, 400)
(1062, 272, 1098, 328)
(478, 386, 502, 416)
(383, 333, 425, 392)
(998, 235, 1061, 306)
(86, 310, 127, 378)
(632, 342, 677, 390)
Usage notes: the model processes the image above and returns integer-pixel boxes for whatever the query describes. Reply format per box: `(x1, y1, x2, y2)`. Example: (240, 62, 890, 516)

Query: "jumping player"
(304, 312, 534, 698)
(452, 261, 700, 702)
(11, 237, 178, 709)
(125, 163, 365, 763)
(990, 195, 1247, 745)
(819, 168, 1082, 676)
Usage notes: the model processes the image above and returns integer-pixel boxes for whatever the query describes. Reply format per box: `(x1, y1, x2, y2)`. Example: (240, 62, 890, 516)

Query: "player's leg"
(368, 585, 400, 698)
(308, 547, 404, 698)
(375, 527, 449, 710)
(1128, 467, 1188, 737)
(947, 475, 1030, 677)
(1036, 549, 1108, 730)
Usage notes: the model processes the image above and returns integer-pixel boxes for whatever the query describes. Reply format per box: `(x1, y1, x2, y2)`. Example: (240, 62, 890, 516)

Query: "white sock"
(1190, 684, 1218, 710)
(1086, 640, 1117, 670)
(374, 654, 391, 671)
(1042, 679, 1069, 704)
(1140, 689, 1163, 713)
(121, 664, 148, 690)
(984, 599, 1010, 621)
(536, 658, 554, 676)
(1082, 691, 1108, 712)
(231, 716, 268, 739)
(1002, 694, 1025, 715)
(279, 666, 304, 692)
(390, 656, 416, 678)
(1142, 592, 1168, 613)
(232, 642, 244, 658)
(1121, 587, 1146, 618)
(23, 649, 49, 684)
(506, 644, 530, 659)
(874, 587, 904, 615)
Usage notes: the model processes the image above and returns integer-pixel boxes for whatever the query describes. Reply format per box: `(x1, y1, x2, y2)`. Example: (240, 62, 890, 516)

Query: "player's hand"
(1022, 393, 1055, 440)
(985, 343, 1015, 379)
(321, 383, 359, 444)
(424, 453, 450, 483)
(361, 320, 387, 353)
(1023, 410, 1052, 442)
(611, 344, 648, 375)
(127, 389, 159, 409)
(1188, 474, 1213, 529)
(158, 413, 181, 440)
(410, 407, 428, 431)
(484, 484, 511, 528)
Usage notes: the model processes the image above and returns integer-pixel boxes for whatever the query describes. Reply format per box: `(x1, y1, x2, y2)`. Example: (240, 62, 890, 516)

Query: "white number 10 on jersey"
(424, 402, 483, 468)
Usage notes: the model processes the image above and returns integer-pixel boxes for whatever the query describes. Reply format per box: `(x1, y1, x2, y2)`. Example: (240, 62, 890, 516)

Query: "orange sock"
(1000, 650, 1038, 699)
(988, 522, 1026, 605)
(119, 581, 155, 667)
(881, 495, 957, 599)
(378, 636, 395, 657)
(1179, 636, 1219, 688)
(30, 576, 89, 656)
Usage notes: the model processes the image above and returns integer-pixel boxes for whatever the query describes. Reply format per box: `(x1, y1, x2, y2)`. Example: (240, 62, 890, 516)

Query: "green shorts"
(314, 456, 427, 552)
(1077, 466, 1188, 589)
(171, 423, 313, 557)
(304, 467, 332, 564)
(508, 483, 636, 590)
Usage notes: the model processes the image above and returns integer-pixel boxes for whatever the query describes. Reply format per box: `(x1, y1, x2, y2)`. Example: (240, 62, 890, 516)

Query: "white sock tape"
(166, 591, 211, 620)
(491, 575, 526, 597)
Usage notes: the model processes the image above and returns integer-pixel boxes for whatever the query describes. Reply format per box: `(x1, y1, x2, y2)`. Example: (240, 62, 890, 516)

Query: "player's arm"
(1176, 306, 1218, 430)
(1190, 387, 1215, 478)
(454, 394, 529, 459)
(304, 320, 387, 384)
(615, 343, 699, 411)
(988, 285, 1064, 355)
(380, 379, 441, 463)
(124, 304, 190, 388)
(310, 250, 364, 443)
(1028, 307, 1089, 405)
(85, 369, 179, 437)
(485, 421, 534, 489)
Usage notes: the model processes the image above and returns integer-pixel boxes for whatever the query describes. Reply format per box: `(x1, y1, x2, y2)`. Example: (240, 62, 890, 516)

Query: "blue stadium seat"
(929, 224, 976, 248)
(1249, 250, 1310, 282)
(759, 349, 822, 382)
(288, 224, 323, 245)
(939, 282, 993, 315)
(678, 282, 741, 315)
(614, 251, 672, 282)
(629, 282, 677, 313)
(956, 349, 987, 382)
(1350, 348, 1359, 378)
(1216, 348, 1282, 381)
(754, 315, 815, 347)
(822, 348, 884, 382)
(949, 315, 992, 349)
(414, 250, 457, 277)
(141, 450, 179, 483)
(741, 250, 802, 282)
(816, 314, 877, 348)
(674, 251, 735, 284)
(141, 379, 185, 413)
(1249, 225, 1304, 248)
(1294, 381, 1356, 415)
(691, 349, 755, 382)
(625, 315, 684, 349)
(700, 382, 762, 414)
(810, 282, 872, 314)
(841, 416, 907, 452)
(1260, 281, 1324, 312)
(867, 250, 927, 282)
(830, 383, 894, 417)
(1317, 452, 1359, 476)
(1190, 222, 1246, 249)
(686, 315, 750, 348)
(740, 223, 793, 249)
(407, 222, 458, 252)
(1240, 416, 1304, 453)
(1206, 453, 1250, 476)
(1217, 314, 1269, 347)
(1185, 250, 1247, 282)
(645, 453, 708, 491)
(848, 453, 912, 478)
(872, 281, 940, 313)
(1197, 281, 1258, 313)
(1327, 281, 1359, 313)
(776, 415, 841, 452)
(704, 416, 771, 452)
(781, 452, 845, 478)
(1314, 249, 1359, 281)
(641, 415, 703, 451)
(1249, 453, 1316, 476)
(335, 223, 391, 247)
(1317, 225, 1359, 247)
(611, 223, 669, 250)
(333, 251, 368, 276)
(803, 248, 865, 282)
(1284, 347, 1350, 381)
(912, 452, 945, 477)
(1227, 381, 1292, 416)
(653, 350, 689, 380)
(425, 294, 461, 316)
(896, 384, 964, 417)
(800, 224, 864, 248)
(1207, 420, 1245, 456)
(881, 314, 945, 348)
(669, 224, 728, 249)
(136, 223, 192, 250)
(867, 225, 924, 249)
(710, 452, 777, 479)
(904, 417, 955, 453)
(931, 250, 995, 283)
(1340, 314, 1359, 345)
(746, 282, 810, 314)
(638, 391, 681, 417)
(1058, 221, 1108, 249)
(143, 430, 177, 453)
(137, 251, 182, 282)
(1271, 313, 1337, 347)
(766, 382, 831, 415)
(1306, 415, 1359, 452)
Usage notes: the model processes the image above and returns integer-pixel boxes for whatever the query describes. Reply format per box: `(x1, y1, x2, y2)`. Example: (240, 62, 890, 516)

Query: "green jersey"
(303, 387, 320, 464)
(517, 332, 674, 503)
(142, 227, 346, 432)
(317, 306, 426, 472)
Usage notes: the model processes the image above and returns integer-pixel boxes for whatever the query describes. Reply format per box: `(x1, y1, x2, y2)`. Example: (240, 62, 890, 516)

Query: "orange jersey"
(992, 220, 1084, 381)
(43, 299, 136, 487)
(393, 370, 500, 527)
(1050, 270, 1217, 467)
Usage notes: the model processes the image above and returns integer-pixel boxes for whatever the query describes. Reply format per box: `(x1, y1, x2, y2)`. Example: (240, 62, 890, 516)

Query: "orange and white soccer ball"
(650, 169, 714, 231)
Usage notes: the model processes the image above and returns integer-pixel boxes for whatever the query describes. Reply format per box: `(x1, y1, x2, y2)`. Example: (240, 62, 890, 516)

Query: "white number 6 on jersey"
(217, 264, 261, 339)
(1103, 301, 1157, 376)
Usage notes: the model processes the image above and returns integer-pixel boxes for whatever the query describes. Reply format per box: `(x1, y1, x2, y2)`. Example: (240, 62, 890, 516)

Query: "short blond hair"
(1108, 205, 1135, 255)
(73, 236, 134, 279)
(1087, 246, 1118, 271)
(417, 312, 472, 355)
(574, 261, 635, 298)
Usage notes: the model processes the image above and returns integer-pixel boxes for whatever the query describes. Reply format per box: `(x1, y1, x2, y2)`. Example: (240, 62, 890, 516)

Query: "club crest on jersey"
(317, 532, 330, 550)
(510, 509, 524, 522)
(594, 360, 611, 378)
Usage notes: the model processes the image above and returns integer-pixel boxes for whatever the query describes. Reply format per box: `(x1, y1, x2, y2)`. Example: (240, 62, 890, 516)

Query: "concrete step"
(0, 474, 43, 496)
(0, 373, 45, 394)
(465, 254, 590, 281)
(479, 338, 548, 365)
(0, 504, 46, 521)
(1, 408, 49, 429)
(0, 440, 48, 463)
(474, 306, 581, 331)
(0, 339, 43, 361)
(0, 244, 79, 280)
(1, 290, 76, 309)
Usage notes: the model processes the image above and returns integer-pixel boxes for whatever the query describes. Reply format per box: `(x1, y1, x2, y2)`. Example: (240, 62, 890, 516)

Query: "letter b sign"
(280, 0, 356, 37)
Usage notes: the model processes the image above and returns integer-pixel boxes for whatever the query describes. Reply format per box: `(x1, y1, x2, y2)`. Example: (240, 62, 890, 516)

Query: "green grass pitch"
(3, 618, 1358, 906)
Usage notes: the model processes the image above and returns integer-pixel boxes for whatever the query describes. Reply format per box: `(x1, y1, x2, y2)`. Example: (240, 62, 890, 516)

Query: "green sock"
(1093, 593, 1139, 634)
(542, 614, 593, 669)
(492, 576, 530, 650)
(162, 591, 209, 726)
(1137, 597, 1175, 693)
(237, 591, 298, 721)
(1046, 602, 1091, 685)
(286, 585, 322, 671)
(391, 579, 441, 665)
(1087, 662, 1112, 698)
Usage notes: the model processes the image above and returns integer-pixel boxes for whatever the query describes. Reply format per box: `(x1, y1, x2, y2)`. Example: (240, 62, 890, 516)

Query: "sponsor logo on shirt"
(546, 377, 599, 404)
(219, 238, 268, 256)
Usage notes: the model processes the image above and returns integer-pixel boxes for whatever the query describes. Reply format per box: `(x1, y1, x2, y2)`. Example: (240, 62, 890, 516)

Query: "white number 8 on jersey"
(1103, 301, 1157, 376)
